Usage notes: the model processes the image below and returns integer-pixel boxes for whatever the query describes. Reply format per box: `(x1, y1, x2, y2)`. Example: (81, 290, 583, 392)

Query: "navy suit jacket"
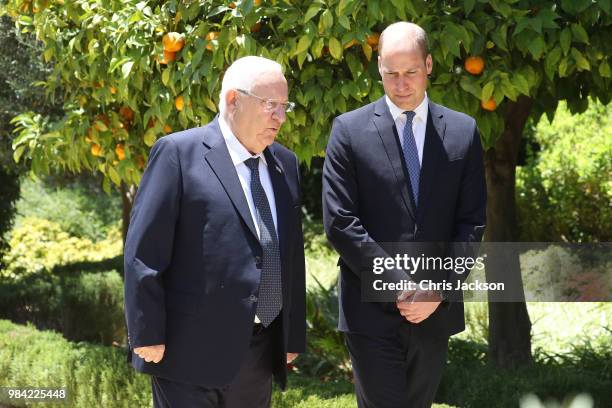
(323, 97, 486, 339)
(124, 118, 306, 388)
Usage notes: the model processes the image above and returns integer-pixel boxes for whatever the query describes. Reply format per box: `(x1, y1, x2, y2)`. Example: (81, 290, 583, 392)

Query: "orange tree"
(4, 0, 611, 367)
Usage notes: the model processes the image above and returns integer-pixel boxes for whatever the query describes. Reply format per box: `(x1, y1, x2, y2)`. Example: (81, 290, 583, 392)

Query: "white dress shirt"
(218, 117, 278, 237)
(218, 117, 279, 324)
(385, 93, 429, 166)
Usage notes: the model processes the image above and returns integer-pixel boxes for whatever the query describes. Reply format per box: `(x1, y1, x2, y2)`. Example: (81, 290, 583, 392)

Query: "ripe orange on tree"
(250, 22, 262, 33)
(119, 106, 134, 122)
(115, 143, 126, 160)
(205, 31, 220, 51)
(481, 98, 497, 111)
(464, 56, 485, 75)
(366, 33, 380, 50)
(163, 32, 185, 52)
(158, 50, 176, 64)
(175, 95, 184, 111)
(163, 124, 172, 133)
(91, 143, 103, 157)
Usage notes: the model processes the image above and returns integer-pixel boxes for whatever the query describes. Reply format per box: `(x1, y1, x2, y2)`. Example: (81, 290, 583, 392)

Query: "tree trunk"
(484, 96, 534, 368)
(120, 183, 136, 246)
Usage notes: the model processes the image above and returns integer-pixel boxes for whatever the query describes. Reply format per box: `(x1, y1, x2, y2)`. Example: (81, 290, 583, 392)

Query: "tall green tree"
(5, 0, 611, 367)
(0, 13, 63, 264)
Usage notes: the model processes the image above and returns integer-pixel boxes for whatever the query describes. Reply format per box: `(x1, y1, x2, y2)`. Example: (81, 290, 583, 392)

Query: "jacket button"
(255, 256, 262, 269)
(249, 295, 258, 302)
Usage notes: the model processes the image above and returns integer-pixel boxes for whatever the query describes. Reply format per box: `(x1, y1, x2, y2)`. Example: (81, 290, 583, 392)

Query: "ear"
(377, 55, 383, 77)
(425, 54, 433, 75)
(226, 89, 238, 112)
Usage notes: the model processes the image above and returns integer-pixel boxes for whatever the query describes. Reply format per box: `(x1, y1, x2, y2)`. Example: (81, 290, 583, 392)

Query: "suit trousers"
(345, 323, 449, 408)
(152, 317, 281, 408)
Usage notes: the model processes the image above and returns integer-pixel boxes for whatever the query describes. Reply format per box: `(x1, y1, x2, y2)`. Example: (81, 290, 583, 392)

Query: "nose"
(396, 76, 408, 89)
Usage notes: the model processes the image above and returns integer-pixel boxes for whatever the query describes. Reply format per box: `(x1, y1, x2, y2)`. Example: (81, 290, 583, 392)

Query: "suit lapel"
(202, 119, 259, 240)
(263, 147, 290, 263)
(372, 97, 417, 221)
(417, 102, 446, 223)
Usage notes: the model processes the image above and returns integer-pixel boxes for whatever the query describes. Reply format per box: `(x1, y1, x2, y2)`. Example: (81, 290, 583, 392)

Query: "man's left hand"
(287, 353, 299, 364)
(396, 290, 441, 323)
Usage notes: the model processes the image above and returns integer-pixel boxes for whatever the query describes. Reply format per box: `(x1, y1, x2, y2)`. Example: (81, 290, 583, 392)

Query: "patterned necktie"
(244, 157, 282, 327)
(402, 111, 420, 207)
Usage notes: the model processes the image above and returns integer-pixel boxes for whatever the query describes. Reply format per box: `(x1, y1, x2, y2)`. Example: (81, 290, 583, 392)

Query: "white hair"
(218, 56, 284, 116)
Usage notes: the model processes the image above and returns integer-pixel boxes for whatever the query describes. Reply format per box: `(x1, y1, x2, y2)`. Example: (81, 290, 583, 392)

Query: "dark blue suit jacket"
(124, 118, 306, 388)
(323, 97, 486, 339)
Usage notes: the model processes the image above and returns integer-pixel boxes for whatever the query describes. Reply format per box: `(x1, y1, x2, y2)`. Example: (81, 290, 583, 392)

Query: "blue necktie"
(402, 111, 420, 207)
(244, 157, 282, 327)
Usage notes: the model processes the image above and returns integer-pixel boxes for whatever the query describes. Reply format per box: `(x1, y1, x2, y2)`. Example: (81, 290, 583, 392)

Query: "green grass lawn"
(273, 375, 455, 408)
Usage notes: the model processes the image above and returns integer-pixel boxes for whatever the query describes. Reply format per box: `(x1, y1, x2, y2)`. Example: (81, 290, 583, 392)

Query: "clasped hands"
(396, 289, 442, 324)
(134, 345, 298, 364)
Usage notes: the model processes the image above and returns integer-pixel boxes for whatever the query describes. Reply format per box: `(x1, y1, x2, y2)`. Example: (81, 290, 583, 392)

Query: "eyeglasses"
(237, 89, 296, 113)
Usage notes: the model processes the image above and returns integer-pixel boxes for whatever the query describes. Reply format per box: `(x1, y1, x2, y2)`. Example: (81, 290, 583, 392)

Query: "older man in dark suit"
(124, 56, 306, 408)
(323, 22, 487, 407)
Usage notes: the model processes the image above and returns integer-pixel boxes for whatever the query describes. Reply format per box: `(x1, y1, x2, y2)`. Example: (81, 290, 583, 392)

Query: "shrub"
(297, 278, 351, 381)
(0, 320, 150, 408)
(0, 270, 125, 345)
(14, 177, 121, 241)
(0, 321, 364, 408)
(1, 217, 121, 279)
(516, 100, 612, 242)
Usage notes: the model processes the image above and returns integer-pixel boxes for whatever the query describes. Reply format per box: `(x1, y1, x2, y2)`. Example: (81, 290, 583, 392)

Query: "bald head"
(379, 22, 429, 59)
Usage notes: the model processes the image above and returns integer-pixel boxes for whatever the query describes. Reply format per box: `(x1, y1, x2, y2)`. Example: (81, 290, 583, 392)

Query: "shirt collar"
(385, 93, 429, 124)
(218, 116, 267, 167)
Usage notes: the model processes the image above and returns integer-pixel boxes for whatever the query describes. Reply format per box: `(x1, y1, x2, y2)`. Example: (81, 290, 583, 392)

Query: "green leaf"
(304, 4, 322, 23)
(94, 121, 108, 132)
(490, 0, 512, 17)
(319, 9, 333, 32)
(102, 177, 111, 194)
(527, 36, 546, 60)
(598, 0, 611, 15)
(121, 61, 135, 79)
(545, 46, 562, 80)
(570, 23, 589, 44)
(162, 69, 171, 86)
(558, 57, 569, 77)
(538, 9, 560, 29)
(108, 166, 121, 186)
(328, 37, 342, 60)
(295, 35, 312, 56)
(500, 78, 518, 101)
(571, 48, 590, 71)
(513, 73, 530, 95)
(110, 57, 130, 73)
(464, 0, 476, 16)
(13, 145, 26, 163)
(338, 15, 351, 30)
(481, 81, 495, 102)
(361, 43, 372, 61)
(490, 24, 508, 51)
(599, 61, 611, 78)
(144, 128, 157, 146)
(513, 18, 530, 37)
(560, 27, 572, 55)
(203, 96, 217, 112)
(459, 77, 482, 99)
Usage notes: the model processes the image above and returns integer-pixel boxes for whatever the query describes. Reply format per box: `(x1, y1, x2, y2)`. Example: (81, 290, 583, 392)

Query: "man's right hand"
(134, 344, 166, 363)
